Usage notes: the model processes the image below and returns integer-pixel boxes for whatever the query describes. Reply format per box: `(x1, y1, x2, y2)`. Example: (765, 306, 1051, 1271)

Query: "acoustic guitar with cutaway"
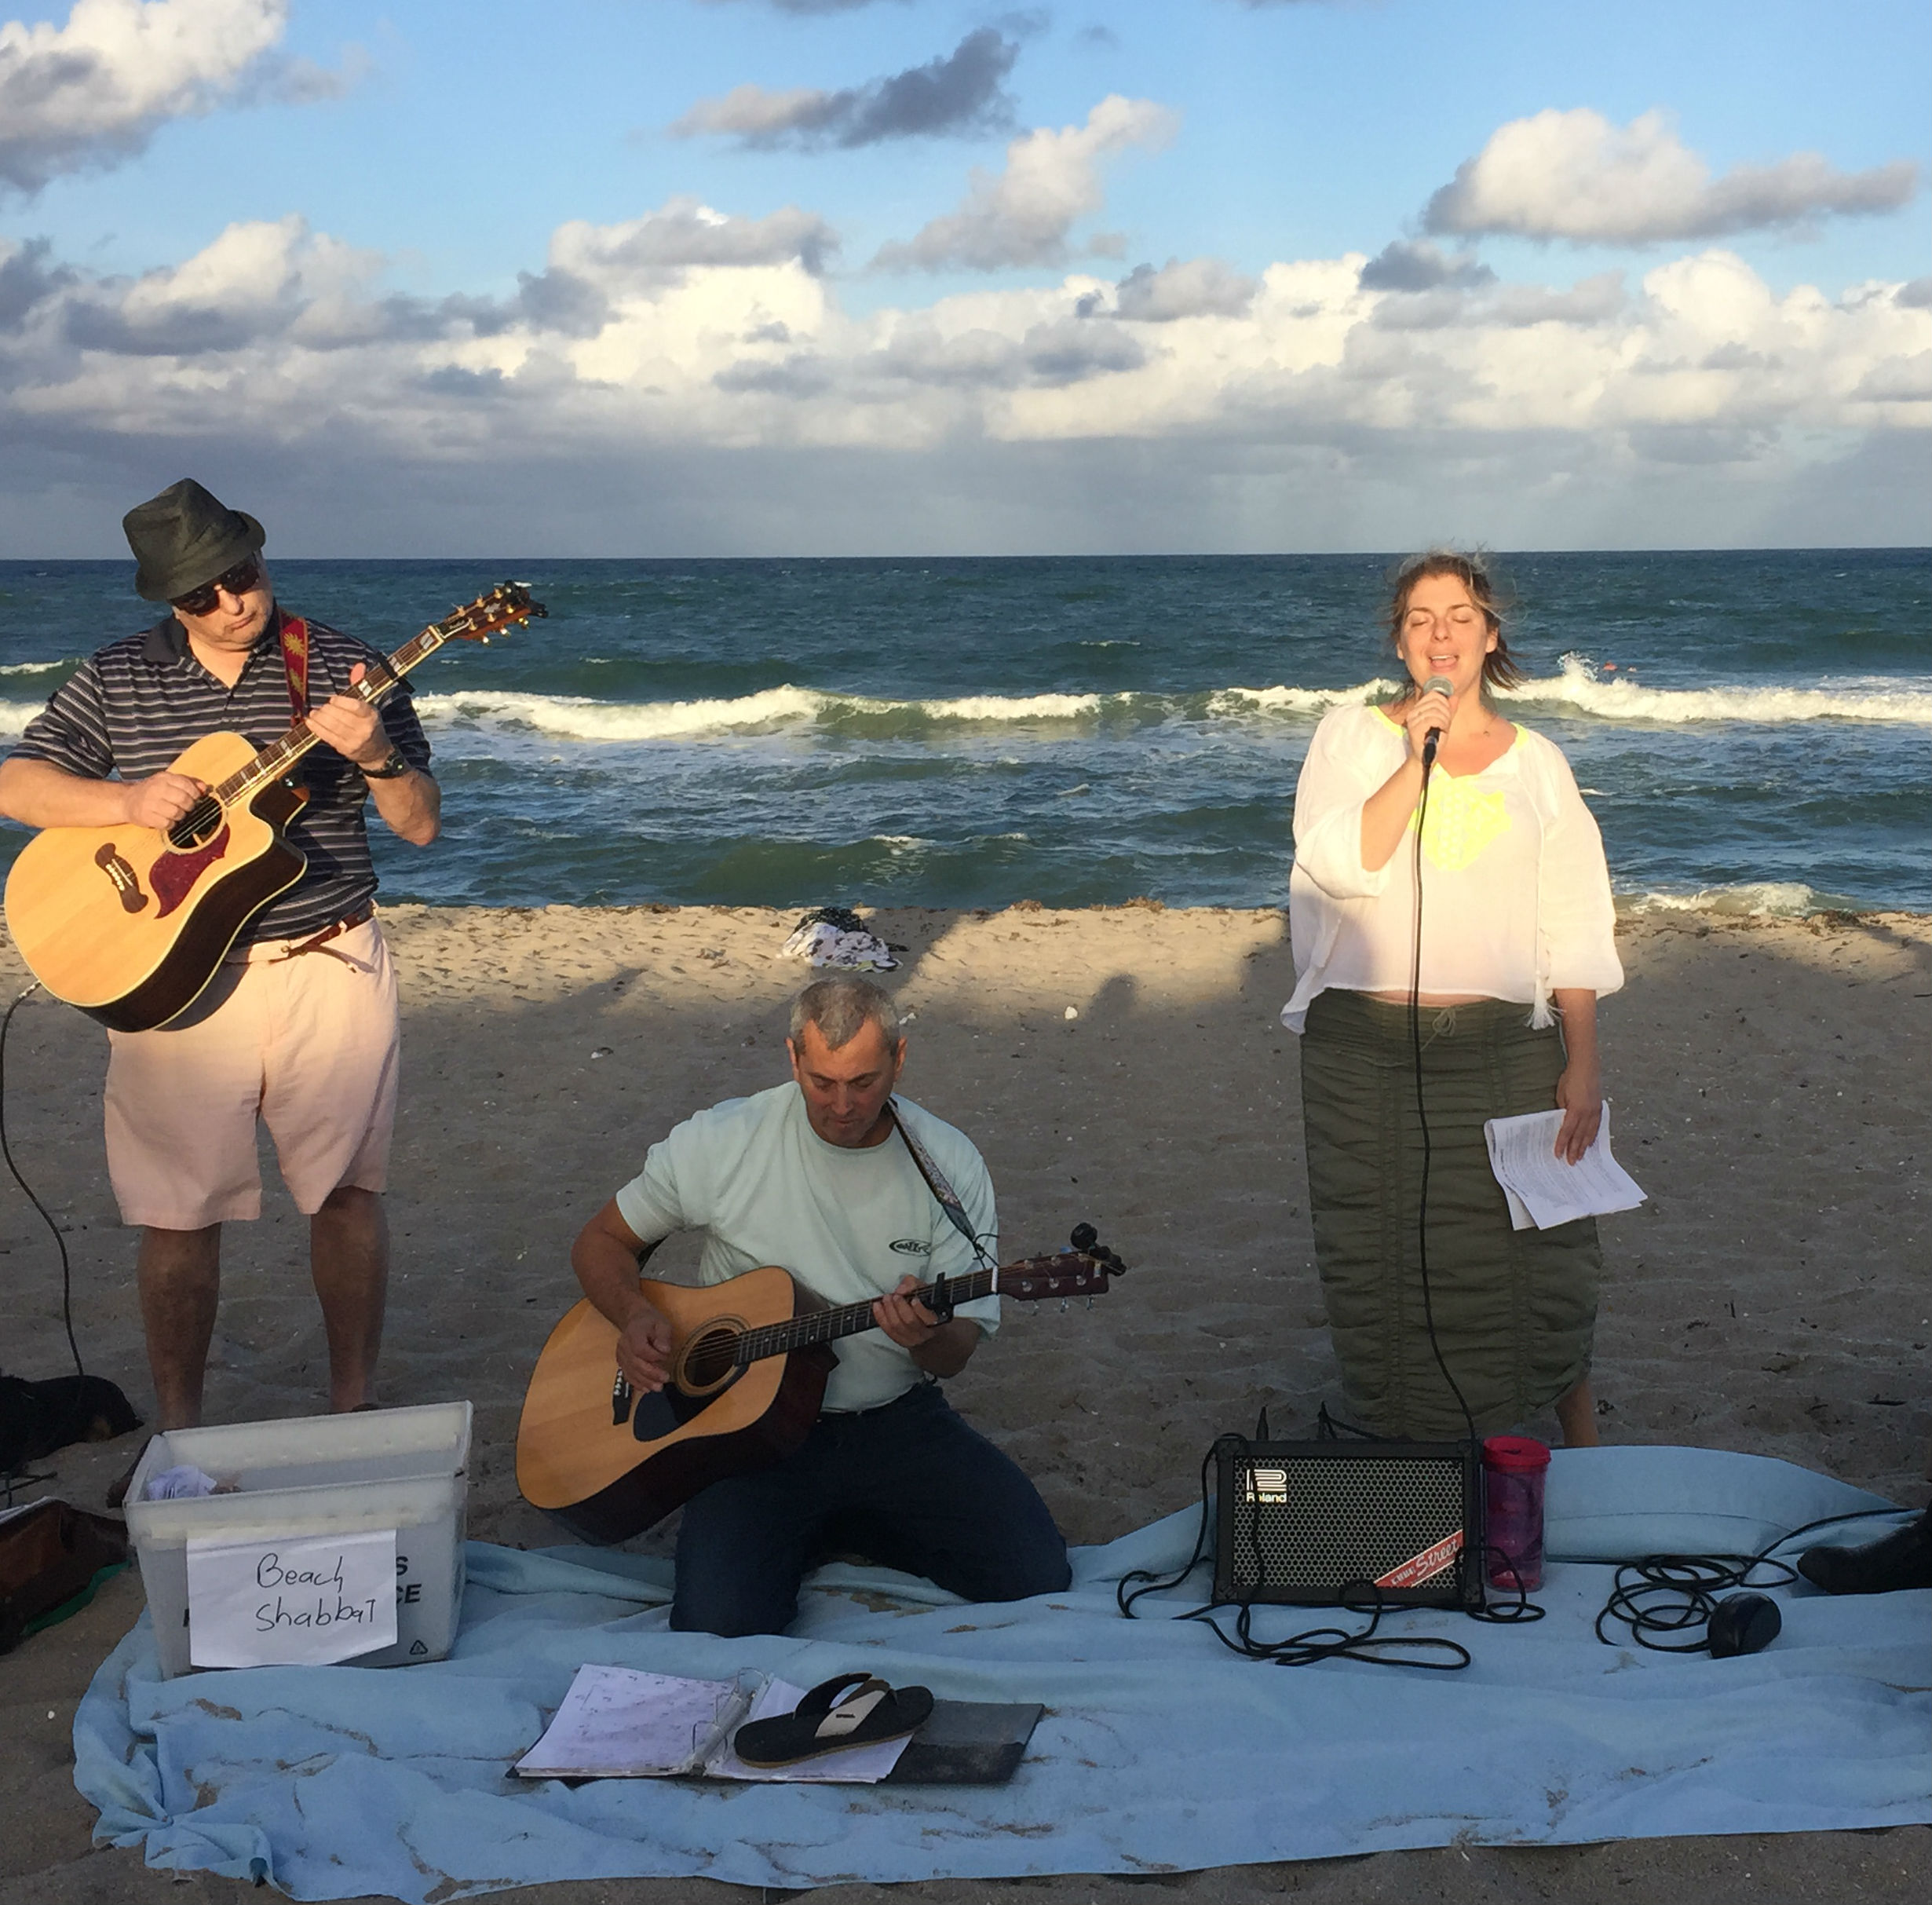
(3, 583, 544, 1032)
(516, 1225, 1127, 1544)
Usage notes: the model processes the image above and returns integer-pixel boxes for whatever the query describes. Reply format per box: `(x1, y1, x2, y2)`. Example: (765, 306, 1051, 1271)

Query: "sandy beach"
(2, 902, 1927, 1904)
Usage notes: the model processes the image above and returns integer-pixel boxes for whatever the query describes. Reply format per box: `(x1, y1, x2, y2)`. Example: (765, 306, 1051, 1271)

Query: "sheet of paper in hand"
(1483, 1101, 1647, 1231)
(185, 1528, 398, 1668)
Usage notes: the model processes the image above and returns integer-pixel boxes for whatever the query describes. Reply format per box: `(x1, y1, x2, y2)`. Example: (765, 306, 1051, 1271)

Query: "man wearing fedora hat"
(0, 479, 440, 1435)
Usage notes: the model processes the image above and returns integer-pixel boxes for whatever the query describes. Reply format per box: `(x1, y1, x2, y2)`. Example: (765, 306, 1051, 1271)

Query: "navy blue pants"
(670, 1382, 1071, 1637)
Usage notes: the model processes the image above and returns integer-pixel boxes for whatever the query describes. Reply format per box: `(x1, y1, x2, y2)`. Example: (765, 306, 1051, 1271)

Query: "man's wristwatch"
(363, 748, 411, 780)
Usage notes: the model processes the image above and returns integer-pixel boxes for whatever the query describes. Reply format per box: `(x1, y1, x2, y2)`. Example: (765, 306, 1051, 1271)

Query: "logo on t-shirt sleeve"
(888, 1238, 933, 1256)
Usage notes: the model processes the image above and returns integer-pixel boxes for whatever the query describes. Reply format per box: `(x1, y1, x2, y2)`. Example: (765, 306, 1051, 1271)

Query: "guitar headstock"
(1002, 1225, 1130, 1304)
(433, 581, 549, 645)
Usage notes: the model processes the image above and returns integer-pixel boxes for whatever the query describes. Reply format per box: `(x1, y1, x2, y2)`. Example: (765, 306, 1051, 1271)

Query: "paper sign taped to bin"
(187, 1528, 398, 1668)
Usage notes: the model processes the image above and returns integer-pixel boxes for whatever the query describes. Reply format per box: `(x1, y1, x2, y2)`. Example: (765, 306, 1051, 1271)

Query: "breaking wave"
(1616, 882, 1863, 918)
(1501, 654, 1932, 726)
(415, 660, 1930, 747)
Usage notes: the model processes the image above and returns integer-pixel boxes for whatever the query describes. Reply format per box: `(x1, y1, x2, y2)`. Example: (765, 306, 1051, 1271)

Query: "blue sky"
(2, 0, 1927, 554)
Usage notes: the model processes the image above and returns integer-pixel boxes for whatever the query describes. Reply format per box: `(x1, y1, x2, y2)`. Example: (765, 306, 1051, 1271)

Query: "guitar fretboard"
(166, 607, 502, 848)
(734, 1264, 1003, 1366)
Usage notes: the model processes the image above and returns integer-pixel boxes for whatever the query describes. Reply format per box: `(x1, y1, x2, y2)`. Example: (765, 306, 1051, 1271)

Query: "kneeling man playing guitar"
(559, 974, 1081, 1637)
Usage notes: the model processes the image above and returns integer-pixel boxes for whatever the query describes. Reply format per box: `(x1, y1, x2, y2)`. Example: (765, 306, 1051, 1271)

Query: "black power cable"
(0, 980, 83, 1383)
(1593, 1508, 1915, 1652)
(0, 979, 100, 1506)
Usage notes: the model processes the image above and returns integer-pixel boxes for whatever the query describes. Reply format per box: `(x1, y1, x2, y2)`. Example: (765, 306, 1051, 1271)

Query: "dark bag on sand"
(0, 1498, 130, 1654)
(0, 1373, 141, 1475)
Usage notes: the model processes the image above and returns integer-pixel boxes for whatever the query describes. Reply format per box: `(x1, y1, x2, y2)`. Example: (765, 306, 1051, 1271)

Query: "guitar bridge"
(93, 843, 148, 914)
(612, 1371, 633, 1427)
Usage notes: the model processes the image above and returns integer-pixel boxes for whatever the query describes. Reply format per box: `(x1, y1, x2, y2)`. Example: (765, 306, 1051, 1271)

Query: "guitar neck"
(738, 1264, 1002, 1366)
(208, 617, 456, 811)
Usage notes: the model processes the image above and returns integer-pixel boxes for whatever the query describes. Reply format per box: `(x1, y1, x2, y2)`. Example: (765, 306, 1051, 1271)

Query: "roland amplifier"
(1213, 1439, 1484, 1611)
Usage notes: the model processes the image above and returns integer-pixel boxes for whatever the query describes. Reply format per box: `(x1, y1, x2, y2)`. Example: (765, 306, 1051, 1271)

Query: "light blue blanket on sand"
(75, 1447, 1930, 1900)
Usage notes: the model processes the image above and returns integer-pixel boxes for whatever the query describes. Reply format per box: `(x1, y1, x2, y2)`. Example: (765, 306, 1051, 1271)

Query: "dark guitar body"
(516, 1245, 1122, 1547)
(552, 1341, 835, 1545)
(517, 1266, 842, 1544)
(97, 787, 308, 1033)
(3, 737, 309, 1033)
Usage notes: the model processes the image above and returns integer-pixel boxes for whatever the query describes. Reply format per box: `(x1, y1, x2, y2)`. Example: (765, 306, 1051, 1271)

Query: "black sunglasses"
(171, 556, 264, 616)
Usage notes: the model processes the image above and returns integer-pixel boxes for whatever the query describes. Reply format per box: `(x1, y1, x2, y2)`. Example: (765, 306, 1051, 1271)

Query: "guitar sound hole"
(680, 1325, 744, 1395)
(167, 798, 225, 851)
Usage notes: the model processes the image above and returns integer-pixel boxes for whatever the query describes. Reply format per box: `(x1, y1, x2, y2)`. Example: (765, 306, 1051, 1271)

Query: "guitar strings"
(163, 588, 535, 849)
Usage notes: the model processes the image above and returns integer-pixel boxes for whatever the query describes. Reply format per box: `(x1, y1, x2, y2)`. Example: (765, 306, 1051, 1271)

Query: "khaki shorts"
(104, 920, 400, 1230)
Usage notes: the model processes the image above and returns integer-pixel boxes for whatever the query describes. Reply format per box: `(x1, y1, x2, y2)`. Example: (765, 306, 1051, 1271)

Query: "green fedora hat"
(122, 478, 267, 603)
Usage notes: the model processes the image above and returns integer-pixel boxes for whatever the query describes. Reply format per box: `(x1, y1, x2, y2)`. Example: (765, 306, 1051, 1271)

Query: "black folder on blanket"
(886, 1700, 1044, 1785)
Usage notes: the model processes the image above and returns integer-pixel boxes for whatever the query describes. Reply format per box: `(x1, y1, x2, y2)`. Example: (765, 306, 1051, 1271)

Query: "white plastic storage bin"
(123, 1401, 471, 1679)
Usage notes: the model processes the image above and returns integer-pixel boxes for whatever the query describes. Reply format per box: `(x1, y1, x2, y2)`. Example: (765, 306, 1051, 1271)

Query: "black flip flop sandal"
(732, 1671, 934, 1769)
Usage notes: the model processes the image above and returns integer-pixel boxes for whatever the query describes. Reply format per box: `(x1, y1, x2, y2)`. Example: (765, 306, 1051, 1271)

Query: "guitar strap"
(276, 614, 311, 720)
(888, 1100, 997, 1281)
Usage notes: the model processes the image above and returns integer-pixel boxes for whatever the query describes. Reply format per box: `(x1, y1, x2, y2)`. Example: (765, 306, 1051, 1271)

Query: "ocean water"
(1, 550, 1927, 915)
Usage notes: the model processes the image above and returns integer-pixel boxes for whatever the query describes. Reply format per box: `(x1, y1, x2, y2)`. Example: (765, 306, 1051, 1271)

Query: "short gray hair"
(789, 975, 901, 1051)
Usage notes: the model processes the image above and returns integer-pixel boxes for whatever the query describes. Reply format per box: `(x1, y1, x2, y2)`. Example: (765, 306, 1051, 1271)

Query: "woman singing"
(1282, 550, 1622, 1446)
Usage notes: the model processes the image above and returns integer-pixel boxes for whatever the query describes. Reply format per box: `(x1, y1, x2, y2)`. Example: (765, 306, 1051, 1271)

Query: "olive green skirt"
(1299, 989, 1599, 1440)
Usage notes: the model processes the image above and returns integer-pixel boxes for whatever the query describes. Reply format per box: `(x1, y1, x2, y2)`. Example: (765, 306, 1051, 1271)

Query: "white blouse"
(1281, 703, 1623, 1033)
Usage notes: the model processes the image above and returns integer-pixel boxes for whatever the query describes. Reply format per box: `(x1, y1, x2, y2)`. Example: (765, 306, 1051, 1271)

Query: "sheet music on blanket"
(1483, 1101, 1647, 1230)
(514, 1666, 750, 1779)
(514, 1666, 908, 1783)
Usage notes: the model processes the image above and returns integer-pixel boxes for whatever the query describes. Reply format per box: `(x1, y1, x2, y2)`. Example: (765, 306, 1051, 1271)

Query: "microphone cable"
(1408, 709, 1550, 1627)
(1407, 729, 1479, 1451)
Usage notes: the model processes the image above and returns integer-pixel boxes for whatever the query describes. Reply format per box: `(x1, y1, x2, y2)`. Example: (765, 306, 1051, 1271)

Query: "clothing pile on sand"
(779, 906, 900, 971)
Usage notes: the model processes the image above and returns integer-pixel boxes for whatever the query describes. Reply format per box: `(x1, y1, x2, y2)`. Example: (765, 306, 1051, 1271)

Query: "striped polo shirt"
(9, 605, 433, 942)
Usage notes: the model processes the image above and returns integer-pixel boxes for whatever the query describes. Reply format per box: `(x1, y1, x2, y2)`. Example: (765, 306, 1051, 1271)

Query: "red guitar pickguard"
(151, 825, 232, 918)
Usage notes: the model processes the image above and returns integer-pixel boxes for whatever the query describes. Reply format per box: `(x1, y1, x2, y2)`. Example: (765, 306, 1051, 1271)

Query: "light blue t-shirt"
(614, 1084, 1000, 1413)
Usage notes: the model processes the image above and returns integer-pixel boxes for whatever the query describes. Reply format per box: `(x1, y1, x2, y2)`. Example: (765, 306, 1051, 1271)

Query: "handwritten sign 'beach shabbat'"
(185, 1529, 399, 1668)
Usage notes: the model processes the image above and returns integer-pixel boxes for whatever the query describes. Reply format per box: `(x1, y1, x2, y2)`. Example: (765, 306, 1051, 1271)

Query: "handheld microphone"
(1419, 674, 1454, 770)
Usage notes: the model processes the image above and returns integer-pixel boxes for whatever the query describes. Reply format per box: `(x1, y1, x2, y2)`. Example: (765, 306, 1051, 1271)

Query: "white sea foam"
(415, 684, 1112, 741)
(415, 685, 828, 740)
(0, 660, 66, 676)
(1617, 882, 1850, 918)
(1207, 682, 1393, 717)
(0, 700, 40, 735)
(413, 654, 1932, 749)
(1503, 654, 1932, 726)
(919, 692, 1104, 721)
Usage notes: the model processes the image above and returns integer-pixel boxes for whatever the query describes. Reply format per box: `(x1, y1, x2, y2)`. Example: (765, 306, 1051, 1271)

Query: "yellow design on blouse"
(1414, 774, 1511, 872)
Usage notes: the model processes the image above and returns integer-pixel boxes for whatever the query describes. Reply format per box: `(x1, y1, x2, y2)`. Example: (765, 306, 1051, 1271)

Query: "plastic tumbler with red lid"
(1482, 1435, 1551, 1592)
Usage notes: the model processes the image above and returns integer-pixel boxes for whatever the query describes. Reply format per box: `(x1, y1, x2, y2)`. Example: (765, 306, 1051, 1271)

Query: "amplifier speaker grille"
(1213, 1439, 1482, 1610)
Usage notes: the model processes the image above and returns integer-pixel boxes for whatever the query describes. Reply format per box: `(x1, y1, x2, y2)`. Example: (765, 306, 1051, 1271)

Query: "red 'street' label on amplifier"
(1375, 1529, 1463, 1588)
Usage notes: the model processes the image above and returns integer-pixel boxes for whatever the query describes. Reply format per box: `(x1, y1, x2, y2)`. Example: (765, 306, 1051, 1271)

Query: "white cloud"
(549, 198, 839, 286)
(671, 28, 1019, 151)
(1425, 108, 1917, 244)
(1105, 257, 1258, 322)
(672, 83, 829, 143)
(0, 0, 304, 193)
(874, 96, 1178, 272)
(2, 208, 1928, 549)
(1358, 239, 1494, 294)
